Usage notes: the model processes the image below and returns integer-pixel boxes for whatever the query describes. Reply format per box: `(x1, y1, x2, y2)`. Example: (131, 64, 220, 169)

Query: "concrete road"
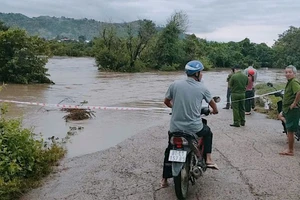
(21, 110, 300, 200)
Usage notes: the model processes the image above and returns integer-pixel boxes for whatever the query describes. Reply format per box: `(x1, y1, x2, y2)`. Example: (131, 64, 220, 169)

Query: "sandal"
(160, 179, 169, 188)
(279, 151, 294, 156)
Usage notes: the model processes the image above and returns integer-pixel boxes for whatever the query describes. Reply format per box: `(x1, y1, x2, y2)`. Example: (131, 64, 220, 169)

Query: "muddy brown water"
(0, 57, 286, 158)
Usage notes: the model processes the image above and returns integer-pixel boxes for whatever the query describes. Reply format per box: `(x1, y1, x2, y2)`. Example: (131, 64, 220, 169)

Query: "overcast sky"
(2, 0, 300, 45)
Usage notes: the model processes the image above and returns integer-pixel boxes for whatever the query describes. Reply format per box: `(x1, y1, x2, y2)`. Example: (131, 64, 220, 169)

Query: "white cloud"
(194, 24, 287, 46)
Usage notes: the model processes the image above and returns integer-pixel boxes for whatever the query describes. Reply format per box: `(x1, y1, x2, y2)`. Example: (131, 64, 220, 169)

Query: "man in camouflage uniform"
(229, 66, 248, 127)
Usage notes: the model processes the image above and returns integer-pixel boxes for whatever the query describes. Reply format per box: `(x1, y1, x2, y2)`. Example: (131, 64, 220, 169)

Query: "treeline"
(47, 12, 300, 72)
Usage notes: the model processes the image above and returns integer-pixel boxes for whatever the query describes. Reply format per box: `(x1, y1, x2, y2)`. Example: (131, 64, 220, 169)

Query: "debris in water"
(62, 108, 95, 121)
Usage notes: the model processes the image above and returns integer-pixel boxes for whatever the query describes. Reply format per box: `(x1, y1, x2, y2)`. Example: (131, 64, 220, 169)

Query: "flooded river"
(0, 57, 286, 158)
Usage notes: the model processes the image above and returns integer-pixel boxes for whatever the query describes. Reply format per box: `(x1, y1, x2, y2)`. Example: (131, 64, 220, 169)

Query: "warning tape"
(0, 99, 170, 111)
(0, 90, 283, 111)
(230, 90, 283, 103)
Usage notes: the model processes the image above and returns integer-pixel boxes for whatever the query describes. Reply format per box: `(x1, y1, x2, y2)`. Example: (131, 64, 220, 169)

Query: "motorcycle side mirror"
(213, 96, 221, 103)
(267, 82, 273, 87)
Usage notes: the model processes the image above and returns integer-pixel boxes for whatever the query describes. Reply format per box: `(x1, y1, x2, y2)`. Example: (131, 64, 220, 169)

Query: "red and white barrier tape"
(0, 99, 170, 111)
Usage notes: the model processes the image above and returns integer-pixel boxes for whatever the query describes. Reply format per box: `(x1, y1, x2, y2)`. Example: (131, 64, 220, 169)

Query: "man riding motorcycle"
(161, 60, 219, 188)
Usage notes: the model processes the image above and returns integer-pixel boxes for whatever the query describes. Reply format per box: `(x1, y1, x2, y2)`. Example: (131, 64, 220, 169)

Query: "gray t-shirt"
(165, 77, 212, 134)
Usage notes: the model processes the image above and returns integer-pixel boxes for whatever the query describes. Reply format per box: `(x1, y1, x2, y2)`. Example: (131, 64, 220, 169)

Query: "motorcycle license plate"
(168, 150, 187, 162)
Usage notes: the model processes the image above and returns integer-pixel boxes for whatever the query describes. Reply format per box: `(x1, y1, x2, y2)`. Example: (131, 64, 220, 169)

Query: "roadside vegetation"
(254, 82, 286, 119)
(0, 104, 66, 200)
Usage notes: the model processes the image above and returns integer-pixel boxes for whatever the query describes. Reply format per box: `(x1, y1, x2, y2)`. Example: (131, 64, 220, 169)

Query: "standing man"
(245, 69, 255, 115)
(279, 65, 300, 156)
(244, 66, 258, 109)
(229, 66, 248, 127)
(223, 67, 235, 109)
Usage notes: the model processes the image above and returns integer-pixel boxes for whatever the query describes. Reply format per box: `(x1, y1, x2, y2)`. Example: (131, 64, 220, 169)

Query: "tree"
(78, 35, 86, 43)
(255, 43, 274, 68)
(93, 24, 128, 71)
(0, 21, 9, 31)
(273, 26, 300, 68)
(126, 20, 156, 69)
(0, 29, 52, 84)
(153, 11, 188, 69)
(182, 34, 202, 63)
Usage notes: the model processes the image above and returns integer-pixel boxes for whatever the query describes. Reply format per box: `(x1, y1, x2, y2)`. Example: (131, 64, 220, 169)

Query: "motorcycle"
(266, 82, 300, 140)
(168, 96, 220, 200)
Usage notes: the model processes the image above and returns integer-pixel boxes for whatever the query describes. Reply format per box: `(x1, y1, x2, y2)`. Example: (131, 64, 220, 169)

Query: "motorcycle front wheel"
(173, 156, 191, 200)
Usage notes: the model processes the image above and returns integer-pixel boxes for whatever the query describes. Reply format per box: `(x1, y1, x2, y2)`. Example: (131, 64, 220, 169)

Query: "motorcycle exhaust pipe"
(191, 166, 203, 179)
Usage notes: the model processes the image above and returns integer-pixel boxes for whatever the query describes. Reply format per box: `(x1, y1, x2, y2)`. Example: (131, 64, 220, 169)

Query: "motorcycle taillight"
(170, 137, 188, 148)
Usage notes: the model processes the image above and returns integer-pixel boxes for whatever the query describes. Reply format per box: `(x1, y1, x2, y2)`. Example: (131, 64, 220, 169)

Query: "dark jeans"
(162, 124, 213, 178)
(245, 90, 254, 112)
(226, 87, 231, 103)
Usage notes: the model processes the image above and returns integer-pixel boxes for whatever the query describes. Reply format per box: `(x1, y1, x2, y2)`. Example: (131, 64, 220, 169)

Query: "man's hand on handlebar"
(209, 99, 219, 115)
(209, 108, 218, 115)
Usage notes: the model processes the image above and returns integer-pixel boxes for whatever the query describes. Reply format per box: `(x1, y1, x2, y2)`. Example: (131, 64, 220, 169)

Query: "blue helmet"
(185, 60, 204, 75)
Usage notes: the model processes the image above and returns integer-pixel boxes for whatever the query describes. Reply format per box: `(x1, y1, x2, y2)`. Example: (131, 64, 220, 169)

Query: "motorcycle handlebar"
(200, 107, 210, 116)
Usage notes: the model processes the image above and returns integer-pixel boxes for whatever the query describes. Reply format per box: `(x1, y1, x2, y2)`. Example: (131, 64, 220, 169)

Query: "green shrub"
(0, 114, 66, 200)
(198, 56, 213, 71)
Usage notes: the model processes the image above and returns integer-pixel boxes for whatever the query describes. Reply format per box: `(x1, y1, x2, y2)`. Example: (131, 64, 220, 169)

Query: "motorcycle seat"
(169, 131, 199, 140)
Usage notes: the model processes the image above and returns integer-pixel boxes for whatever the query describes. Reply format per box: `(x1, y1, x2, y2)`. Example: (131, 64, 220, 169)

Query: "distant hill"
(0, 12, 147, 40)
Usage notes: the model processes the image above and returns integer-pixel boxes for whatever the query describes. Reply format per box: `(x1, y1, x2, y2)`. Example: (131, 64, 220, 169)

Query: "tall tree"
(126, 20, 156, 69)
(153, 11, 188, 69)
(93, 24, 127, 71)
(0, 29, 52, 84)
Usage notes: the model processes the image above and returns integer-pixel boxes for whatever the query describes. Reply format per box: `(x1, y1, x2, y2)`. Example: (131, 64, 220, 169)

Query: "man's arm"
(209, 99, 218, 114)
(229, 76, 233, 89)
(164, 98, 172, 108)
(291, 91, 300, 109)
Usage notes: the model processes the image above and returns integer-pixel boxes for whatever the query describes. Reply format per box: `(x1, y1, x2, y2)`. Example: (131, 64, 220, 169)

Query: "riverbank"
(21, 109, 300, 200)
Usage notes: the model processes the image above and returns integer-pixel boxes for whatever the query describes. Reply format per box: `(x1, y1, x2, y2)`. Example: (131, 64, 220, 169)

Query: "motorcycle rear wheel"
(173, 157, 191, 200)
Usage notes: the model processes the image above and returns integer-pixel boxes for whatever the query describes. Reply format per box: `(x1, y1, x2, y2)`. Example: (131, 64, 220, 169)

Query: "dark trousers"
(226, 87, 231, 103)
(245, 90, 254, 112)
(162, 124, 213, 178)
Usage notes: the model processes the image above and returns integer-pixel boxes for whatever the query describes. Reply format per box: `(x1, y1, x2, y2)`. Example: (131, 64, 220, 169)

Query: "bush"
(0, 112, 66, 200)
(198, 56, 213, 71)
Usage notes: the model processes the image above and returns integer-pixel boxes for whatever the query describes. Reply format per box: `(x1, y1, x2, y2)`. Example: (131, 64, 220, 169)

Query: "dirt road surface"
(21, 110, 300, 200)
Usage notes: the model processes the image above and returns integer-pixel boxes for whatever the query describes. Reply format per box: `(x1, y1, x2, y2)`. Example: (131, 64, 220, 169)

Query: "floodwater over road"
(0, 57, 286, 158)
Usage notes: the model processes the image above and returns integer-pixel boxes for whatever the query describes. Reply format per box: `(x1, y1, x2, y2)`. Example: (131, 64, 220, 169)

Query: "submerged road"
(22, 110, 300, 200)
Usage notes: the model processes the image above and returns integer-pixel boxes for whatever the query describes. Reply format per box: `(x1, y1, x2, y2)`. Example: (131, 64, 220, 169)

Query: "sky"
(2, 0, 300, 46)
